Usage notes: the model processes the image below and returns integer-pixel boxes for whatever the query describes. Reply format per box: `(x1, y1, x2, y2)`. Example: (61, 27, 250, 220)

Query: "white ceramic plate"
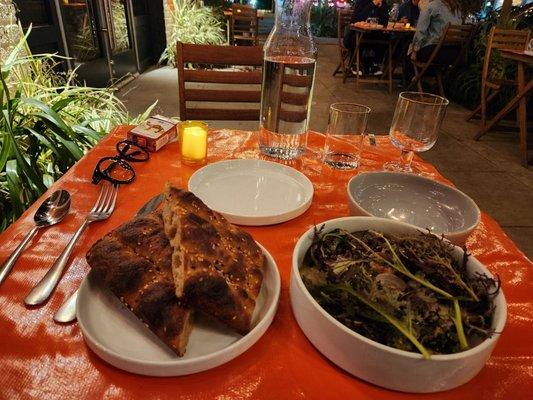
(77, 243, 280, 376)
(188, 159, 313, 226)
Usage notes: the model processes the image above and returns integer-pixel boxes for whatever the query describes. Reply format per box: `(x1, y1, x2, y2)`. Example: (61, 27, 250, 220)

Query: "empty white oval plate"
(188, 159, 314, 226)
(77, 243, 280, 376)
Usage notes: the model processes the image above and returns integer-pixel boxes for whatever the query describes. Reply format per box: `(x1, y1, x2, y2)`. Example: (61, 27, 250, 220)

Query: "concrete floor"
(118, 44, 533, 260)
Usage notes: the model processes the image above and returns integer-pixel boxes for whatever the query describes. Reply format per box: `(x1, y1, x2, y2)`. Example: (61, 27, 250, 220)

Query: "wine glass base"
(383, 161, 414, 173)
(383, 161, 437, 178)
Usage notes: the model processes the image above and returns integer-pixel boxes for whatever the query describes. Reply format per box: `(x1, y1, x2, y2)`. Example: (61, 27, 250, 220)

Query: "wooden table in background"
(350, 23, 415, 93)
(476, 50, 532, 167)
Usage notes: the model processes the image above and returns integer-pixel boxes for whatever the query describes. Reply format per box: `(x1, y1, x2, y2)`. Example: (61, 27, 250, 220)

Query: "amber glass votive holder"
(179, 121, 208, 164)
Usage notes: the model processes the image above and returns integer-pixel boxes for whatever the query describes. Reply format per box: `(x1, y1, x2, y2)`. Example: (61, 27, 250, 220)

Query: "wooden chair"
(332, 8, 353, 82)
(230, 4, 259, 46)
(408, 24, 475, 96)
(176, 42, 263, 121)
(465, 27, 531, 140)
(271, 62, 315, 128)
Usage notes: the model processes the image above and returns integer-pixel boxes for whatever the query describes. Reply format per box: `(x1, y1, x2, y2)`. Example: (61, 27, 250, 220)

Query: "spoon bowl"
(0, 189, 71, 285)
(34, 190, 71, 227)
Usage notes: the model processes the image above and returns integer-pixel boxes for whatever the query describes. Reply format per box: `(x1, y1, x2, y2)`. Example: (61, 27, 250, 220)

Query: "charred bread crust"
(86, 211, 193, 356)
(163, 184, 266, 334)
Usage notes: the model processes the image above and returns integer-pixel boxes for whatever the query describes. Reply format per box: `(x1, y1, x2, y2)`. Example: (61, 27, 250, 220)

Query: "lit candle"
(405, 23, 411, 29)
(180, 121, 208, 164)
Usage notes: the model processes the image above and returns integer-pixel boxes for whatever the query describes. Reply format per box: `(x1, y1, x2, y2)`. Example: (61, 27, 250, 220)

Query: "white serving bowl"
(347, 172, 481, 245)
(290, 217, 506, 393)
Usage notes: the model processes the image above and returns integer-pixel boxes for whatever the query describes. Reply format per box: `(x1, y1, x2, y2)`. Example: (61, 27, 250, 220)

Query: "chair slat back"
(482, 27, 531, 81)
(442, 24, 475, 45)
(277, 61, 314, 123)
(184, 70, 262, 84)
(232, 4, 257, 18)
(337, 9, 353, 48)
(490, 28, 530, 50)
(419, 24, 474, 67)
(231, 4, 259, 46)
(176, 42, 263, 121)
(409, 24, 476, 93)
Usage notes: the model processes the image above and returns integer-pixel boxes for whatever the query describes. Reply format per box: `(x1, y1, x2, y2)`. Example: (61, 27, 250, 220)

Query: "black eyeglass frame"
(91, 140, 149, 185)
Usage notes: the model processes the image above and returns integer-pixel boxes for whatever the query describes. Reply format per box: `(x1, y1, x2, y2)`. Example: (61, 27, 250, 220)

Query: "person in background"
(398, 0, 420, 25)
(403, 0, 462, 85)
(350, 0, 389, 26)
(410, 0, 462, 63)
(418, 0, 428, 11)
(343, 0, 390, 75)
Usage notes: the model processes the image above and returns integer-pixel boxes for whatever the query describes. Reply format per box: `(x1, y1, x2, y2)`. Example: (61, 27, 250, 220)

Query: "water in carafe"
(259, 56, 316, 159)
(259, 0, 317, 160)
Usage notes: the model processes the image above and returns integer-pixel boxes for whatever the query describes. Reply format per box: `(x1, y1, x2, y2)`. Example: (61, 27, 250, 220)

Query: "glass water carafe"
(259, 0, 318, 160)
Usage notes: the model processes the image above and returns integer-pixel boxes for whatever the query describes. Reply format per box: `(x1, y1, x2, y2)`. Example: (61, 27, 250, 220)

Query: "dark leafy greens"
(301, 228, 500, 359)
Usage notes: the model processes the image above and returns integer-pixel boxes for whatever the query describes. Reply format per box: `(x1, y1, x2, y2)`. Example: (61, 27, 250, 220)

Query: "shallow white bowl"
(347, 172, 481, 245)
(77, 243, 280, 376)
(290, 217, 506, 393)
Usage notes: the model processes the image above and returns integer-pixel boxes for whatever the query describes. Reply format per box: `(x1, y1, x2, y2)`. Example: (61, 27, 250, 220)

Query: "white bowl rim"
(346, 172, 481, 238)
(292, 216, 507, 361)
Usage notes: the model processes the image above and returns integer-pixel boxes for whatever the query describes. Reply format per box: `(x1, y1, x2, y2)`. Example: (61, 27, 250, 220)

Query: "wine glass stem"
(400, 149, 414, 168)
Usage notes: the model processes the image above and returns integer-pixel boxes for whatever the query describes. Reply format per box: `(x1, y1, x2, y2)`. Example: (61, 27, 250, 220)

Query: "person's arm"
(411, 4, 432, 52)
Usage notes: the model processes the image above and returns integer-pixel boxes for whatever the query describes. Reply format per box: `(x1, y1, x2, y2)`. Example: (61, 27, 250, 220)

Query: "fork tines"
(92, 183, 119, 217)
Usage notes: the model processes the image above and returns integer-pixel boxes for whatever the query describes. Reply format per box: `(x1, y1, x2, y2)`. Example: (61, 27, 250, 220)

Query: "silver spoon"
(0, 190, 71, 286)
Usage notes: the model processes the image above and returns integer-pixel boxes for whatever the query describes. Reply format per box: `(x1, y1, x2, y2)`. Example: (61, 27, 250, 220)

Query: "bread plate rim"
(76, 241, 281, 376)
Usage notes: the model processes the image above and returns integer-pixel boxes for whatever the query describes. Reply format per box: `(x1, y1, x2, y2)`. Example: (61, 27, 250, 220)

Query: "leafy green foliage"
(459, 0, 485, 16)
(311, 4, 337, 38)
(159, 0, 226, 67)
(0, 27, 154, 232)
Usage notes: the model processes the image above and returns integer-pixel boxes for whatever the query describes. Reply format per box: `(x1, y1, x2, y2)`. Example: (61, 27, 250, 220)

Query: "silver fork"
(25, 183, 119, 306)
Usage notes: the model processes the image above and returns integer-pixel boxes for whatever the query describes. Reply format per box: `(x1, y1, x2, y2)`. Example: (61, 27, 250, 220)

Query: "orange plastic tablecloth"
(1, 126, 532, 399)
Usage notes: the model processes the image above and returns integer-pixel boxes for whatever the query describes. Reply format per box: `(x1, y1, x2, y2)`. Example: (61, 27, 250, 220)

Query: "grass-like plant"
(159, 0, 226, 67)
(0, 27, 154, 231)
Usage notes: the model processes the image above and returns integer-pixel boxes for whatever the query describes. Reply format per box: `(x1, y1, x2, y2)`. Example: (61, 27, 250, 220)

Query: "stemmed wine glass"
(384, 92, 449, 173)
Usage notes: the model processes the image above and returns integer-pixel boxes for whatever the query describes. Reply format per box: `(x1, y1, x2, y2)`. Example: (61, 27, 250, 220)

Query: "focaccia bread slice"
(86, 211, 193, 356)
(162, 184, 265, 335)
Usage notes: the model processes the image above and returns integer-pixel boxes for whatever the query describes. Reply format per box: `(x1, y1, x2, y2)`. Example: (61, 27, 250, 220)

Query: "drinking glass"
(323, 103, 371, 170)
(384, 92, 449, 173)
(527, 39, 533, 53)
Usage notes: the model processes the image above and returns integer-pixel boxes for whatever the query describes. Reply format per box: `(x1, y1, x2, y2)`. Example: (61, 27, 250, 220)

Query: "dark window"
(13, 0, 53, 27)
(132, 0, 148, 16)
